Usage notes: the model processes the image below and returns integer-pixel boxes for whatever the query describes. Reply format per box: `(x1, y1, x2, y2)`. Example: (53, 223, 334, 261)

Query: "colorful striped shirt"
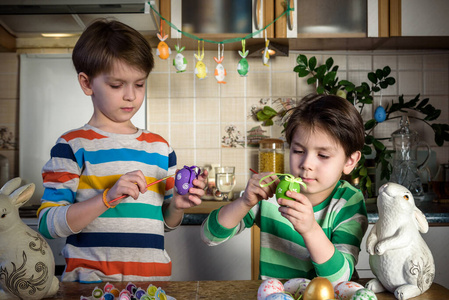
(201, 180, 368, 285)
(37, 124, 177, 283)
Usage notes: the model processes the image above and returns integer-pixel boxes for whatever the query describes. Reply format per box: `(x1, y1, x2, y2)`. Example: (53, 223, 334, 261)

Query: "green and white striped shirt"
(201, 180, 368, 284)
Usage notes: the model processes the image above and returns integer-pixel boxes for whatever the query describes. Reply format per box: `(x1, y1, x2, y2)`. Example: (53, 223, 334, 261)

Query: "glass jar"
(258, 138, 284, 173)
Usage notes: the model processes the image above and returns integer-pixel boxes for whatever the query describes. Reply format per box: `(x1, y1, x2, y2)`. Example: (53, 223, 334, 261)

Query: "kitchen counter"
(19, 197, 449, 226)
(41, 279, 449, 299)
(182, 199, 449, 225)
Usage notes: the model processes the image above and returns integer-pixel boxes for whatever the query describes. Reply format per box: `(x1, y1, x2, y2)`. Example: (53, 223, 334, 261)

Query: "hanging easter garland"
(148, 1, 293, 80)
(173, 30, 187, 73)
(214, 44, 227, 84)
(156, 20, 171, 60)
(262, 30, 271, 67)
(194, 40, 207, 79)
(237, 40, 249, 77)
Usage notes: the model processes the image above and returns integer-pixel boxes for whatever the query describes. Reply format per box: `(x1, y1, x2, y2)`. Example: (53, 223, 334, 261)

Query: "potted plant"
(255, 55, 449, 196)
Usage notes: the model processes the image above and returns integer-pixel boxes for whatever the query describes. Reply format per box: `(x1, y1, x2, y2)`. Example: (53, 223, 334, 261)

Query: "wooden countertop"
(184, 200, 231, 214)
(44, 279, 448, 299)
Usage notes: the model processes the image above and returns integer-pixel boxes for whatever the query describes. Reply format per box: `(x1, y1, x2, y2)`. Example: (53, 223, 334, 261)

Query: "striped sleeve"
(38, 133, 84, 239)
(314, 182, 368, 284)
(201, 207, 252, 246)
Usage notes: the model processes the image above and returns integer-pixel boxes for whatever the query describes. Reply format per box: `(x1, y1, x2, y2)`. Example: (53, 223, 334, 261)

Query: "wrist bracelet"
(102, 188, 116, 208)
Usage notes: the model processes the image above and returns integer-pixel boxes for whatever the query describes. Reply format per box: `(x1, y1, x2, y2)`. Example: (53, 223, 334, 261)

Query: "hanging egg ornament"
(156, 33, 171, 60)
(214, 56, 227, 84)
(374, 106, 386, 122)
(263, 39, 271, 66)
(173, 45, 187, 73)
(303, 277, 334, 300)
(237, 50, 249, 77)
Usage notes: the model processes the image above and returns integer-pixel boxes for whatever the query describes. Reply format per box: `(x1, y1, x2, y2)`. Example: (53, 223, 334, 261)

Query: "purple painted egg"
(175, 165, 200, 195)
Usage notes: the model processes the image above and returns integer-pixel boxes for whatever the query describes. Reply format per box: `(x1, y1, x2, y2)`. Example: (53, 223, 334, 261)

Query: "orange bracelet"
(102, 188, 116, 209)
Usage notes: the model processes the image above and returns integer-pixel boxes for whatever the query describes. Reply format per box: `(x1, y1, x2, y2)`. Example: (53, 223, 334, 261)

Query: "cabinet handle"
(254, 0, 263, 30)
(287, 0, 294, 31)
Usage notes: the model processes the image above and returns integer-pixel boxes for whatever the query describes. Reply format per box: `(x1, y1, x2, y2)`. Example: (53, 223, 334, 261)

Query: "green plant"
(255, 55, 449, 196)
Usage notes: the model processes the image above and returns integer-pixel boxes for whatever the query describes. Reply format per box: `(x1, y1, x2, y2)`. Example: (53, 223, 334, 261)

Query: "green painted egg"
(276, 178, 301, 202)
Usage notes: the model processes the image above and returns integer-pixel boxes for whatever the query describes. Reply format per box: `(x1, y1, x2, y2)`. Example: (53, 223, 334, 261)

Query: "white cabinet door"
(402, 0, 449, 36)
(357, 224, 449, 289)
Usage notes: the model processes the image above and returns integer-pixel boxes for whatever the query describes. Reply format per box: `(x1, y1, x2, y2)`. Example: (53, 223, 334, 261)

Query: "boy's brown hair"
(72, 18, 154, 78)
(285, 94, 365, 157)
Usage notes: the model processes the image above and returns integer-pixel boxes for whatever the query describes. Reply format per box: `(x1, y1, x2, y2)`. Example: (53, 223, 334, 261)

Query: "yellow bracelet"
(102, 188, 116, 209)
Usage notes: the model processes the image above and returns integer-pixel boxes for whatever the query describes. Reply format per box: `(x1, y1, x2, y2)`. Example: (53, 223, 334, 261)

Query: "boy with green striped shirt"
(201, 94, 368, 285)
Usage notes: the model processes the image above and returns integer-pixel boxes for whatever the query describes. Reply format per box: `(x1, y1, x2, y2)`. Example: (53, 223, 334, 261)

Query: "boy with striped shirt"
(202, 94, 368, 285)
(37, 19, 207, 283)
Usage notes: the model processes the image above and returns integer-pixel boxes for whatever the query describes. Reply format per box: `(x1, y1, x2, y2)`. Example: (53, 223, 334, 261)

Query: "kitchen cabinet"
(296, 0, 367, 38)
(165, 0, 295, 39)
(373, 0, 449, 37)
(357, 224, 449, 289)
(396, 0, 449, 36)
(167, 0, 270, 39)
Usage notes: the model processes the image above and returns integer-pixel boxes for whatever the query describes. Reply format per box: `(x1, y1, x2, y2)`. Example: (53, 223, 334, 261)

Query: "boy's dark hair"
(72, 19, 154, 78)
(285, 94, 365, 157)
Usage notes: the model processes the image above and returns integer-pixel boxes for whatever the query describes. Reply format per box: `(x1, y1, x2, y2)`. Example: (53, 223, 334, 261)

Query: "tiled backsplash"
(147, 50, 449, 191)
(1, 50, 448, 192)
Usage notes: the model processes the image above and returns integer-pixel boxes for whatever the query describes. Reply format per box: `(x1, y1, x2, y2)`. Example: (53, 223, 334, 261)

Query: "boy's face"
(289, 125, 359, 204)
(81, 59, 147, 131)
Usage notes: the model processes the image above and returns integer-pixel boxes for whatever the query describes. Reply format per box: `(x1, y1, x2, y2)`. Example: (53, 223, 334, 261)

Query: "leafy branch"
(255, 54, 449, 197)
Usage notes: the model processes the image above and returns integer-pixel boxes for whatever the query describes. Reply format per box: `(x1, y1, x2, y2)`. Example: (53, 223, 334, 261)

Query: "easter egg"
(276, 178, 301, 202)
(265, 292, 295, 300)
(175, 166, 200, 195)
(374, 106, 386, 122)
(303, 277, 334, 300)
(334, 281, 365, 300)
(257, 278, 284, 300)
(336, 90, 347, 99)
(283, 278, 310, 297)
(350, 288, 377, 300)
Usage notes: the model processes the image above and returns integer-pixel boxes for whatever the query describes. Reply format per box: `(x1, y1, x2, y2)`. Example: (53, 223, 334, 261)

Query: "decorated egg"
(257, 278, 284, 300)
(303, 277, 334, 300)
(374, 106, 386, 122)
(276, 178, 298, 201)
(283, 278, 310, 297)
(334, 281, 364, 300)
(265, 292, 295, 300)
(174, 165, 200, 195)
(350, 288, 377, 300)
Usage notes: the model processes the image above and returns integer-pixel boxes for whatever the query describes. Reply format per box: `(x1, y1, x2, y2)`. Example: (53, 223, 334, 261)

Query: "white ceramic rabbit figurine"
(366, 182, 435, 300)
(0, 178, 59, 299)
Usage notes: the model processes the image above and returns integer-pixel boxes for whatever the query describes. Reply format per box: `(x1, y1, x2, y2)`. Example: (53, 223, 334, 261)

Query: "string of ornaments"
(149, 2, 293, 83)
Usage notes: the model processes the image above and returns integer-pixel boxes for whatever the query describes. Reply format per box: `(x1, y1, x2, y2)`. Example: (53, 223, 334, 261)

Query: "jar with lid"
(258, 138, 284, 173)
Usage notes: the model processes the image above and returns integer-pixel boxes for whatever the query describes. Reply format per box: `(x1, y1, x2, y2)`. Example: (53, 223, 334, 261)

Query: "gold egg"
(303, 277, 334, 300)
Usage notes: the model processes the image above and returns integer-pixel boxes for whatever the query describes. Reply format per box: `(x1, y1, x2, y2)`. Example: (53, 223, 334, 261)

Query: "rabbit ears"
(157, 33, 168, 41)
(214, 56, 224, 64)
(414, 208, 429, 233)
(0, 177, 35, 208)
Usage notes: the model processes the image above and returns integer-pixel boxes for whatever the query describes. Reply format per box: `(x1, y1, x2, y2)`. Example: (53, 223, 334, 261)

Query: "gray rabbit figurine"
(0, 178, 59, 299)
(366, 182, 435, 300)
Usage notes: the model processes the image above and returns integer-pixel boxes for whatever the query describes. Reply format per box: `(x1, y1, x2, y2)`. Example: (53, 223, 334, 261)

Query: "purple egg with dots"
(175, 165, 201, 195)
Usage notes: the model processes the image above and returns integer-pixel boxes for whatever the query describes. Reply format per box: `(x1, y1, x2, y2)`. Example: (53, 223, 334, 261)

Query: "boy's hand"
(173, 169, 208, 210)
(107, 170, 147, 204)
(242, 172, 279, 208)
(278, 190, 319, 235)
